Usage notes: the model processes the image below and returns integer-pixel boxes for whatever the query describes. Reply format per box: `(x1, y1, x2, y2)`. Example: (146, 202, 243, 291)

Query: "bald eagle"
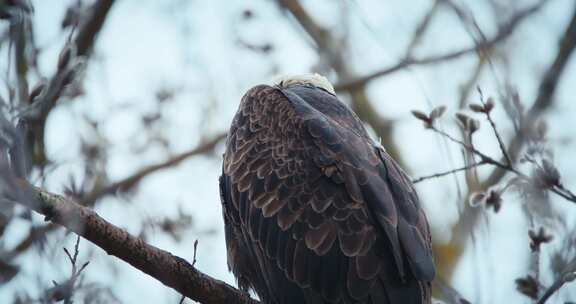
(219, 74, 435, 304)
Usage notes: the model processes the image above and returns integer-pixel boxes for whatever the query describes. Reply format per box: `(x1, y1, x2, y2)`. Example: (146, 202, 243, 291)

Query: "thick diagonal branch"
(13, 181, 259, 304)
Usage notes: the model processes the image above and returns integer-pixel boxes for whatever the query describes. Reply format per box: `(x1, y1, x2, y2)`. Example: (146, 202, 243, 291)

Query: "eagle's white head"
(273, 73, 335, 95)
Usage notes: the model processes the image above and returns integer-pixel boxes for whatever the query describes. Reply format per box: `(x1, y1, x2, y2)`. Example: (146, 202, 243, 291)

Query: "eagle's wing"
(221, 85, 434, 304)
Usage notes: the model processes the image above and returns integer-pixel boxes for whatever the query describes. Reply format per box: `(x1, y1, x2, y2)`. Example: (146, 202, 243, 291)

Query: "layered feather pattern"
(220, 83, 434, 304)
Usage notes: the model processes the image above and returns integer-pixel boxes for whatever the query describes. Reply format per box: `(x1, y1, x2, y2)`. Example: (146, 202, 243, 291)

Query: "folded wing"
(221, 84, 434, 304)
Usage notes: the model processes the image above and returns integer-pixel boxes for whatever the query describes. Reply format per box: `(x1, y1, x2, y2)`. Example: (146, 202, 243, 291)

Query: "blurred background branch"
(438, 3, 576, 287)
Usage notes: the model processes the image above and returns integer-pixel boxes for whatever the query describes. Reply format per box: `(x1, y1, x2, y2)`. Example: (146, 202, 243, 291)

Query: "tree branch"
(23, 0, 116, 167)
(334, 0, 549, 92)
(536, 270, 576, 304)
(431, 2, 573, 285)
(5, 133, 226, 263)
(483, 0, 576, 188)
(12, 180, 259, 304)
(412, 160, 488, 184)
(82, 133, 226, 205)
(426, 124, 576, 204)
(277, 0, 331, 51)
(75, 0, 115, 57)
(278, 0, 406, 166)
(5, 223, 57, 260)
(449, 0, 576, 241)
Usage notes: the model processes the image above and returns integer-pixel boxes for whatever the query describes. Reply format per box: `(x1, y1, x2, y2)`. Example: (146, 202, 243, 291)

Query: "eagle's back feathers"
(220, 82, 434, 304)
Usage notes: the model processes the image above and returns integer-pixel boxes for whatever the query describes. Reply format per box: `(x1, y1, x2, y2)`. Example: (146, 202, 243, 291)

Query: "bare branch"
(8, 2, 34, 104)
(476, 88, 511, 165)
(406, 0, 441, 57)
(548, 184, 576, 204)
(443, 2, 576, 256)
(4, 133, 225, 267)
(424, 123, 576, 204)
(75, 0, 115, 57)
(13, 181, 259, 304)
(82, 133, 225, 205)
(483, 2, 576, 188)
(278, 0, 408, 167)
(192, 239, 199, 267)
(5, 223, 57, 259)
(277, 0, 330, 51)
(334, 0, 550, 92)
(34, 0, 115, 120)
(412, 160, 488, 184)
(47, 235, 90, 303)
(429, 125, 508, 171)
(536, 271, 576, 304)
(430, 6, 576, 289)
(20, 0, 116, 168)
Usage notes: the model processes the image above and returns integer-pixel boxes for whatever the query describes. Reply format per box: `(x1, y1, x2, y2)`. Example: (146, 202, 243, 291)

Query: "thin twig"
(482, 2, 576, 189)
(179, 295, 186, 304)
(430, 126, 508, 171)
(477, 87, 512, 165)
(406, 0, 441, 56)
(439, 3, 576, 286)
(536, 271, 576, 304)
(427, 125, 576, 204)
(549, 185, 576, 203)
(192, 239, 199, 267)
(412, 160, 488, 184)
(82, 133, 225, 205)
(335, 0, 550, 91)
(55, 235, 89, 303)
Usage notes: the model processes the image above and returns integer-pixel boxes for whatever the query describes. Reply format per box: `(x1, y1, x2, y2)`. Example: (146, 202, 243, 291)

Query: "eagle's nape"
(219, 76, 435, 304)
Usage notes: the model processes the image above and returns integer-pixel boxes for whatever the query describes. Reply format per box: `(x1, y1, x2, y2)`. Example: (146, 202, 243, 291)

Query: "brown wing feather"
(220, 84, 434, 304)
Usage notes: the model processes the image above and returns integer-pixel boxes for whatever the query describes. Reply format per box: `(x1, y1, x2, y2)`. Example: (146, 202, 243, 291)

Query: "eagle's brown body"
(219, 81, 434, 304)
